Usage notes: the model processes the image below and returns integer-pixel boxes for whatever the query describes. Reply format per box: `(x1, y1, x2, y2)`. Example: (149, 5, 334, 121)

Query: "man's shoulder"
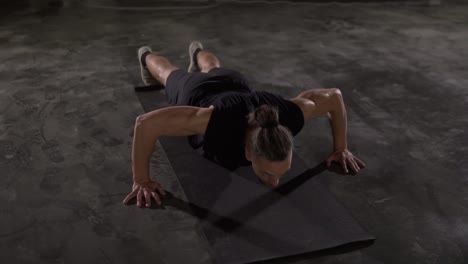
(253, 90, 300, 108)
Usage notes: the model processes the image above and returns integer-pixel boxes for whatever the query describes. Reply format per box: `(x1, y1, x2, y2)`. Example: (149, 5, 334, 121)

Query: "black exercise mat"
(135, 87, 375, 264)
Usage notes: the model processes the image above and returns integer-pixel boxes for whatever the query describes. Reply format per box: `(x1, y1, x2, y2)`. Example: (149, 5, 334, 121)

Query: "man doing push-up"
(123, 41, 366, 208)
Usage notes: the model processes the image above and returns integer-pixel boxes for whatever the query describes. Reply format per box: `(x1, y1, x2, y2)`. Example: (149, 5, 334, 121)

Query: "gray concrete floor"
(1, 1, 467, 263)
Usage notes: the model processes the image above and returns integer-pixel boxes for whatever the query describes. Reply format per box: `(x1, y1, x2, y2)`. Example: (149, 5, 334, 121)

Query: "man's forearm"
(132, 119, 158, 184)
(328, 92, 348, 152)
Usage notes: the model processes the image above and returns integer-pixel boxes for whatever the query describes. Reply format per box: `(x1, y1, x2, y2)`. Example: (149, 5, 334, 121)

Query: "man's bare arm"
(290, 88, 365, 174)
(290, 88, 347, 151)
(132, 105, 213, 184)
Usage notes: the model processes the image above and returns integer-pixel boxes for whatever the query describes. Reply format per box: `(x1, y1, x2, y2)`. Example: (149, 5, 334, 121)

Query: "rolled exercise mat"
(135, 87, 375, 264)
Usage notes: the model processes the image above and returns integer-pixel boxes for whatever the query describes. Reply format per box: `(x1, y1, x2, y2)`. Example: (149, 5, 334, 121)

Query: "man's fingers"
(355, 157, 366, 168)
(151, 192, 162, 205)
(123, 182, 166, 207)
(143, 189, 152, 207)
(354, 160, 361, 173)
(137, 189, 143, 207)
(156, 185, 166, 196)
(340, 158, 348, 173)
(123, 189, 138, 204)
(349, 160, 360, 174)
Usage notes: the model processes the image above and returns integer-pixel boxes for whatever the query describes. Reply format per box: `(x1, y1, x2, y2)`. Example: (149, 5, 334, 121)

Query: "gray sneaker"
(138, 46, 160, 86)
(188, 41, 204, 73)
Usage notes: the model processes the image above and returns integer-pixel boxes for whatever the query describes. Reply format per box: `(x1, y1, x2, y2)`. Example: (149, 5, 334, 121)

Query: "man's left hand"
(326, 149, 366, 175)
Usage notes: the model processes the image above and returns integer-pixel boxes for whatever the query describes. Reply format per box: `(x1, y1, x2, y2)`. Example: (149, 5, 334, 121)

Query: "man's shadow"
(127, 161, 372, 262)
(167, 161, 328, 229)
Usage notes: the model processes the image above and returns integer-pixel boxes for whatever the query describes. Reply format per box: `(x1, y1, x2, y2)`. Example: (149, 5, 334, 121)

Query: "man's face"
(250, 152, 292, 188)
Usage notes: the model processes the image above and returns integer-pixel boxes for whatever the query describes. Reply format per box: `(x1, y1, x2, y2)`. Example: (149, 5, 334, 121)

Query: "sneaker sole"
(188, 41, 204, 73)
(138, 46, 159, 86)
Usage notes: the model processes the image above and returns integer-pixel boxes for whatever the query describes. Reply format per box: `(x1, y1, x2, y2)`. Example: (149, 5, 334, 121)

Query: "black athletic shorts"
(164, 67, 253, 106)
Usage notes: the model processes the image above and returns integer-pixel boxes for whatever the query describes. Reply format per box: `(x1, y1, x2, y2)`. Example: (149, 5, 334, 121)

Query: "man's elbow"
(135, 115, 146, 126)
(330, 88, 344, 106)
(330, 88, 342, 98)
(328, 88, 345, 116)
(135, 114, 158, 130)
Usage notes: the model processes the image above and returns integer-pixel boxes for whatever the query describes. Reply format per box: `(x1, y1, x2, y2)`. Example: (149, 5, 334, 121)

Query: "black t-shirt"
(187, 90, 305, 171)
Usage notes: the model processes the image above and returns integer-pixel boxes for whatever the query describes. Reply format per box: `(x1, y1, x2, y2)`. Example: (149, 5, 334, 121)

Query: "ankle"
(194, 48, 203, 65)
(141, 51, 151, 67)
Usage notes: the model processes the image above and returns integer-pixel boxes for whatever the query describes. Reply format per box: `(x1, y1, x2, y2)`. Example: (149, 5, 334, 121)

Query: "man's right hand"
(123, 180, 166, 207)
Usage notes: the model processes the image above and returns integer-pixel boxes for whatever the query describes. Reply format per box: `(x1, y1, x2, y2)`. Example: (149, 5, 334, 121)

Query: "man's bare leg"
(197, 50, 221, 73)
(145, 54, 179, 87)
(145, 50, 221, 86)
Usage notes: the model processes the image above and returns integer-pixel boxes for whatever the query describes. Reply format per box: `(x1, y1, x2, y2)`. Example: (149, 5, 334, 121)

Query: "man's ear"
(245, 146, 252, 161)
